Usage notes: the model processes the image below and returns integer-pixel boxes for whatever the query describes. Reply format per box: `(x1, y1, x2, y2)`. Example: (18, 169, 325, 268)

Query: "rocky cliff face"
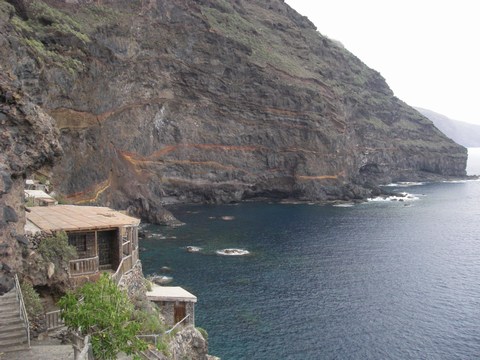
(415, 107, 480, 148)
(0, 0, 467, 223)
(0, 67, 61, 291)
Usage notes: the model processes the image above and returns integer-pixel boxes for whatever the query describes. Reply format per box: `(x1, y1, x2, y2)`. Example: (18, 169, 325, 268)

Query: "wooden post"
(94, 231, 98, 262)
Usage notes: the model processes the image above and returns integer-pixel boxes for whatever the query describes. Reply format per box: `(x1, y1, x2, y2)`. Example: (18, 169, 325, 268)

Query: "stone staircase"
(0, 287, 29, 353)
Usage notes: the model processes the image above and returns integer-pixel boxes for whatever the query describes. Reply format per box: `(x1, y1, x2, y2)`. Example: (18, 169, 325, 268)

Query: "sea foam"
(368, 192, 419, 202)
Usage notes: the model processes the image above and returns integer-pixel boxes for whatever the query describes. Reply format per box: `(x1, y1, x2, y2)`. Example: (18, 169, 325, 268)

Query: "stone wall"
(156, 301, 195, 327)
(118, 260, 147, 303)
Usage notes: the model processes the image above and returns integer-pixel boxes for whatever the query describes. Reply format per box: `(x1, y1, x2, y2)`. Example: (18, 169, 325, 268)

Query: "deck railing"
(14, 274, 30, 348)
(46, 309, 64, 331)
(136, 315, 191, 359)
(111, 254, 132, 284)
(122, 240, 132, 256)
(165, 314, 190, 335)
(69, 256, 99, 276)
(72, 332, 93, 360)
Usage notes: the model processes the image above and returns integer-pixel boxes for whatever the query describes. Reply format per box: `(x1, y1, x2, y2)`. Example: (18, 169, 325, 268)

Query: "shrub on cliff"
(37, 230, 77, 264)
(19, 279, 44, 318)
(58, 273, 147, 360)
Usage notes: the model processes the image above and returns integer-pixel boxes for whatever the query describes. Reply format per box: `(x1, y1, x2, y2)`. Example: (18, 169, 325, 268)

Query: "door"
(174, 302, 186, 324)
(97, 230, 115, 267)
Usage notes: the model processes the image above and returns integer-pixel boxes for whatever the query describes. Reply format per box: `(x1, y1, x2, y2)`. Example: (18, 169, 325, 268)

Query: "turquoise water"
(140, 178, 480, 359)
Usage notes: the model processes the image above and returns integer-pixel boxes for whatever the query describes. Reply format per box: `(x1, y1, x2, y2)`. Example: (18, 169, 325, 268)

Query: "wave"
(186, 246, 202, 253)
(442, 180, 468, 184)
(368, 192, 419, 202)
(148, 274, 173, 285)
(216, 248, 250, 256)
(333, 203, 355, 207)
(384, 182, 425, 187)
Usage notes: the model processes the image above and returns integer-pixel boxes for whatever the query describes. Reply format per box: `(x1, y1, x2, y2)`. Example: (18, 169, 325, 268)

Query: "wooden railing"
(72, 332, 93, 360)
(46, 309, 64, 331)
(111, 254, 132, 284)
(111, 247, 140, 284)
(69, 256, 99, 276)
(165, 314, 190, 335)
(123, 240, 132, 256)
(14, 274, 30, 348)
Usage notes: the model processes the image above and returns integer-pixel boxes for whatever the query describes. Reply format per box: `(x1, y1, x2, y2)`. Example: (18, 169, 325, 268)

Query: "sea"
(140, 148, 480, 360)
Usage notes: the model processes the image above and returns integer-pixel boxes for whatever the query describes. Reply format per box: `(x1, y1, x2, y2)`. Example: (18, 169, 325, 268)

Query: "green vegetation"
(196, 327, 208, 341)
(37, 231, 77, 264)
(144, 278, 153, 292)
(9, 1, 94, 74)
(19, 280, 44, 319)
(28, 1, 90, 43)
(58, 273, 148, 360)
(133, 306, 165, 335)
(201, 5, 314, 78)
(156, 340, 170, 356)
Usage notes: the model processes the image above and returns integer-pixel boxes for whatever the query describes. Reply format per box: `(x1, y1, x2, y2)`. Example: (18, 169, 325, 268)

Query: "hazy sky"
(285, 0, 480, 126)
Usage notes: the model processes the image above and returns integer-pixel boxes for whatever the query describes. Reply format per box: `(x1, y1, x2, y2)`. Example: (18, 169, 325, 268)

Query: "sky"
(285, 0, 480, 126)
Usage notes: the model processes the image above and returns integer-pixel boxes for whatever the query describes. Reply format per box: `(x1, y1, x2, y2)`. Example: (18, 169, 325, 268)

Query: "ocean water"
(140, 154, 480, 359)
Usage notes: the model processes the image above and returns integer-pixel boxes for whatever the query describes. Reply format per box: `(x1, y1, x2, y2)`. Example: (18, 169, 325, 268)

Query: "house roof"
(25, 190, 55, 200)
(26, 205, 140, 232)
(147, 285, 197, 303)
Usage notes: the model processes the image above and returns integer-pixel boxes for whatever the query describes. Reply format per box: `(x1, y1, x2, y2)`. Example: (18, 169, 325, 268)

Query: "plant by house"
(58, 273, 147, 360)
(37, 230, 77, 264)
(19, 280, 44, 318)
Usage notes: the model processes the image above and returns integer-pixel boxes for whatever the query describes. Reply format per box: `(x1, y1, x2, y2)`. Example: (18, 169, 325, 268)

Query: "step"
(0, 321, 25, 333)
(0, 301, 19, 308)
(0, 342, 29, 353)
(0, 334, 27, 347)
(0, 295, 18, 304)
(0, 291, 18, 298)
(0, 328, 27, 341)
(0, 303, 19, 312)
(0, 311, 21, 321)
(0, 342, 29, 354)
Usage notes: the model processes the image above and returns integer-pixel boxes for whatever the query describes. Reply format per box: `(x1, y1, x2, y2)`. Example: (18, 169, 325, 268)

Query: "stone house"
(24, 189, 57, 206)
(147, 285, 197, 327)
(26, 205, 140, 285)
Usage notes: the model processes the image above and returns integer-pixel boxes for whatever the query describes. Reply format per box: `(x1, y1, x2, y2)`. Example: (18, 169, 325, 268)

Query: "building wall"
(67, 231, 96, 258)
(155, 301, 195, 327)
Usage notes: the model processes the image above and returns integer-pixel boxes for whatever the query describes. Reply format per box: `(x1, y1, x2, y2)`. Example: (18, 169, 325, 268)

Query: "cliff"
(0, 0, 467, 224)
(415, 107, 480, 148)
(0, 69, 61, 291)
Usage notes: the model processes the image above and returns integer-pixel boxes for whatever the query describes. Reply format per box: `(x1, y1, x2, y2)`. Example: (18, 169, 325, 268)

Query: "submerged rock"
(216, 248, 250, 256)
(186, 246, 202, 253)
(148, 274, 173, 285)
(221, 216, 235, 221)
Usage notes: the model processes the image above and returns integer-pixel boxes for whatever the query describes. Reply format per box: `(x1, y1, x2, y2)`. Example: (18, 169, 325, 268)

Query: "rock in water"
(186, 246, 202, 253)
(148, 275, 173, 285)
(216, 249, 250, 256)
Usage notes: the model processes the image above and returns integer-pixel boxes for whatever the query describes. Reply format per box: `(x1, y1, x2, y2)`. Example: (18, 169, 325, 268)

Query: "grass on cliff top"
(8, 1, 122, 74)
(200, 0, 379, 95)
(201, 3, 316, 79)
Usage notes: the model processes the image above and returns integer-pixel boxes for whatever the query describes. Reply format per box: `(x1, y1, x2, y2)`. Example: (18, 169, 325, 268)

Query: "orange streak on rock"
(296, 171, 345, 181)
(121, 144, 264, 163)
(65, 176, 112, 203)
